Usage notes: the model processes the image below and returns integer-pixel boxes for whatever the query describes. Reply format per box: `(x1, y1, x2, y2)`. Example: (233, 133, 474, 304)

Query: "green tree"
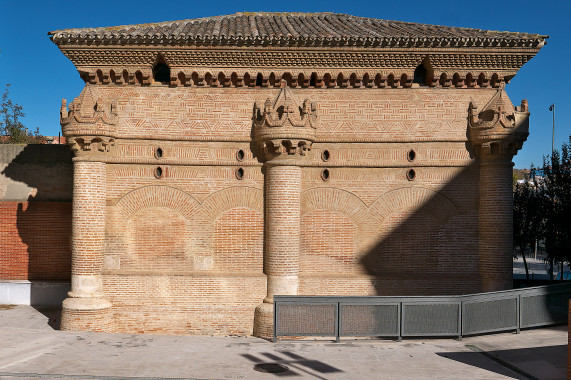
(513, 180, 544, 279)
(0, 84, 44, 144)
(539, 137, 571, 278)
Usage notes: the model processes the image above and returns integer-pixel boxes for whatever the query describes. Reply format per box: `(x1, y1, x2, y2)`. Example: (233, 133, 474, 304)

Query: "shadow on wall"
(358, 162, 482, 296)
(1, 144, 73, 285)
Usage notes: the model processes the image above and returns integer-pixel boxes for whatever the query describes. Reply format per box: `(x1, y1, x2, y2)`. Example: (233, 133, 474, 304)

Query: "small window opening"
(236, 149, 245, 161)
(413, 64, 426, 85)
(406, 169, 416, 181)
(310, 73, 317, 87)
(324, 73, 332, 87)
(321, 150, 330, 162)
(155, 147, 163, 159)
(298, 74, 305, 87)
(256, 73, 263, 87)
(282, 73, 292, 87)
(235, 167, 245, 180)
(154, 167, 164, 179)
(153, 62, 171, 84)
(407, 149, 416, 162)
(321, 169, 330, 181)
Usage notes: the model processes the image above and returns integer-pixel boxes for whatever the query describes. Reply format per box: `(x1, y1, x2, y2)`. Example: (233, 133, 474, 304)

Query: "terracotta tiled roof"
(49, 12, 547, 48)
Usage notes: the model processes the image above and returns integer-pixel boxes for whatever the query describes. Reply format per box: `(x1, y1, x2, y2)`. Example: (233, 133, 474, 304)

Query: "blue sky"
(1, 0, 568, 168)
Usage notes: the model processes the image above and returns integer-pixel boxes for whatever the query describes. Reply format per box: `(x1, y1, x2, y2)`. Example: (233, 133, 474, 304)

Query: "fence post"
(515, 293, 521, 334)
(398, 302, 402, 342)
(458, 301, 462, 341)
(273, 300, 277, 342)
(335, 302, 340, 343)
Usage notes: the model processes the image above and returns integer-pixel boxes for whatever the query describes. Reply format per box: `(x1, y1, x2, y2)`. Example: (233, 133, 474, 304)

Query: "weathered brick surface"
(61, 307, 112, 332)
(103, 275, 265, 335)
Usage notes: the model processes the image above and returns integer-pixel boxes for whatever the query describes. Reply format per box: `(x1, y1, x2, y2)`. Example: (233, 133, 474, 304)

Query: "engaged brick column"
(252, 83, 318, 338)
(61, 160, 112, 331)
(478, 158, 514, 291)
(254, 164, 302, 338)
(468, 93, 529, 292)
(59, 89, 117, 331)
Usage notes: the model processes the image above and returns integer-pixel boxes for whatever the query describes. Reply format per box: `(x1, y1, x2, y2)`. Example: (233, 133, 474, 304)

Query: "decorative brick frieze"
(73, 63, 518, 89)
(64, 87, 503, 143)
(55, 44, 538, 88)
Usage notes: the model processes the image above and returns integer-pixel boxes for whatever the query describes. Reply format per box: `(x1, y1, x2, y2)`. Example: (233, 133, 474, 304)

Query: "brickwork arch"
(201, 186, 263, 221)
(115, 185, 200, 220)
(301, 210, 357, 273)
(301, 187, 368, 230)
(368, 186, 458, 225)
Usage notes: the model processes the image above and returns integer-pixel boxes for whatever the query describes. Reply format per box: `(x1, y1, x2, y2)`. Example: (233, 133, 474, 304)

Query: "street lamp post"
(547, 103, 555, 280)
(549, 104, 555, 152)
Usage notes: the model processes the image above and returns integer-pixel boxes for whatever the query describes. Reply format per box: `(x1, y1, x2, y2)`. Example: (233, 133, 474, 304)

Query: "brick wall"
(0, 144, 73, 282)
(0, 201, 71, 280)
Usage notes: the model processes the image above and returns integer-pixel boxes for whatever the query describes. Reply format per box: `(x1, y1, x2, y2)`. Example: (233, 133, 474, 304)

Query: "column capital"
(467, 90, 529, 161)
(253, 81, 317, 162)
(67, 135, 115, 158)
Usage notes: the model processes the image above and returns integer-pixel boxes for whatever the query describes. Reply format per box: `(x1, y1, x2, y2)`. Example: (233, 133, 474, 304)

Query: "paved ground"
(513, 258, 552, 280)
(0, 305, 567, 380)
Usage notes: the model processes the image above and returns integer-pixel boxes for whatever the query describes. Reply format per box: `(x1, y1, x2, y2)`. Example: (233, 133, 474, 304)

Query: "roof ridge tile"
(48, 12, 548, 48)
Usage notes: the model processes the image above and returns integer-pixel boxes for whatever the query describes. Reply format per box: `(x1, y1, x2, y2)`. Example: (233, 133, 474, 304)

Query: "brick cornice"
(57, 46, 540, 88)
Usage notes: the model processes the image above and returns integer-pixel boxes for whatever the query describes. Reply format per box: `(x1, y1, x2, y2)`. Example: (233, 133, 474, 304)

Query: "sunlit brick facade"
(49, 12, 546, 338)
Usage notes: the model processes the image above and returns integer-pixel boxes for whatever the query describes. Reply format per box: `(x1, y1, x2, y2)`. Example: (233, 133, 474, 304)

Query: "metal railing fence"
(273, 283, 571, 342)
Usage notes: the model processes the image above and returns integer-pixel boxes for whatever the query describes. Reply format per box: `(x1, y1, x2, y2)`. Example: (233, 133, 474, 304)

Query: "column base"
(61, 297, 113, 332)
(253, 302, 273, 340)
(481, 278, 512, 293)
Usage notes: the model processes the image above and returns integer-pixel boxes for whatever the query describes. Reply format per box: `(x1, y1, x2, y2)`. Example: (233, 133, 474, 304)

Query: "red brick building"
(47, 12, 546, 337)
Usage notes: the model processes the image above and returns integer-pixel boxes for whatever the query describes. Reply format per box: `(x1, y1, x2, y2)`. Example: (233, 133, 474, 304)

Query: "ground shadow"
(438, 344, 567, 380)
(33, 306, 62, 330)
(241, 351, 343, 379)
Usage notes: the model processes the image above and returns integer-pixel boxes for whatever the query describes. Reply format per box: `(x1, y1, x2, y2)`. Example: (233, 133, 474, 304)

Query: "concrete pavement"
(0, 305, 567, 380)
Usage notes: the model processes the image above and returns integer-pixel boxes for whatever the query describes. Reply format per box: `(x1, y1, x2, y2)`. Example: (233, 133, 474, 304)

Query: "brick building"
(47, 12, 546, 338)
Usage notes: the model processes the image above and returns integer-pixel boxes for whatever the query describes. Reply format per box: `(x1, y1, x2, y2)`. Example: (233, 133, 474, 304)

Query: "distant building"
(48, 12, 546, 338)
(44, 136, 66, 144)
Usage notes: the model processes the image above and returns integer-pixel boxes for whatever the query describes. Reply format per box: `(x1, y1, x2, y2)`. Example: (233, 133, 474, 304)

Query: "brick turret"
(468, 90, 530, 291)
